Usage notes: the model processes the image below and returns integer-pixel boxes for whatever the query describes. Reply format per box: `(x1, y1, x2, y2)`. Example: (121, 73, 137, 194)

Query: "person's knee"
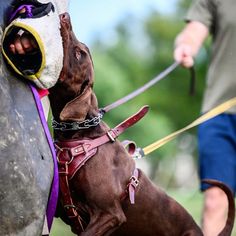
(203, 187, 228, 213)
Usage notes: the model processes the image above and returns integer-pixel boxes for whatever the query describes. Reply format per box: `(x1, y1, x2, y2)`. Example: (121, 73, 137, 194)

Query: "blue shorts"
(198, 113, 236, 194)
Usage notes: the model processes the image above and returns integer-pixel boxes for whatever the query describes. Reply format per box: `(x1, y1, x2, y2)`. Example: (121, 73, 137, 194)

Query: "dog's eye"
(75, 50, 81, 60)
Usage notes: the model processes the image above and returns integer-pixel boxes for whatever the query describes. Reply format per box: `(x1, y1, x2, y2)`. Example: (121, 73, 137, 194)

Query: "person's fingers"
(30, 37, 38, 49)
(13, 36, 25, 54)
(9, 32, 38, 55)
(174, 45, 194, 68)
(21, 35, 33, 52)
(182, 56, 194, 68)
(174, 46, 184, 63)
(9, 44, 16, 54)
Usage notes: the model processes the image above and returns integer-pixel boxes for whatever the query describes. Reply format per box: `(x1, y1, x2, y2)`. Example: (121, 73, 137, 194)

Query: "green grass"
(50, 218, 75, 236)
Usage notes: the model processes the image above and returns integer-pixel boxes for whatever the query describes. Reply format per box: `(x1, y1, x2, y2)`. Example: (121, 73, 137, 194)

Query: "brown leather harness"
(55, 106, 148, 233)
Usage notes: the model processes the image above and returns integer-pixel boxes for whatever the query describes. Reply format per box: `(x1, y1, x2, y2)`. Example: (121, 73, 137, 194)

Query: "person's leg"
(198, 114, 236, 236)
(202, 187, 228, 235)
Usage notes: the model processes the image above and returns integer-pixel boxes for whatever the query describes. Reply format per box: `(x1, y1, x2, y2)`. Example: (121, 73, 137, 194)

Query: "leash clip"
(132, 147, 145, 159)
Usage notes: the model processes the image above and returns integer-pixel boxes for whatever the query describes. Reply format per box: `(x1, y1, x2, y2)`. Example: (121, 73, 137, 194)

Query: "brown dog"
(49, 13, 235, 236)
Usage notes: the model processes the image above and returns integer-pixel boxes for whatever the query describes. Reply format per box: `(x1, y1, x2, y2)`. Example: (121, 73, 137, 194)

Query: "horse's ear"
(60, 87, 92, 121)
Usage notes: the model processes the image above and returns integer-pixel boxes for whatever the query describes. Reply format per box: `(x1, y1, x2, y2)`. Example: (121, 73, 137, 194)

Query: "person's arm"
(174, 21, 209, 68)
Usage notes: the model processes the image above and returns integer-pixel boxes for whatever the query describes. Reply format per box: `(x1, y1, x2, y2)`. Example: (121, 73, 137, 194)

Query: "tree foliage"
(88, 1, 209, 185)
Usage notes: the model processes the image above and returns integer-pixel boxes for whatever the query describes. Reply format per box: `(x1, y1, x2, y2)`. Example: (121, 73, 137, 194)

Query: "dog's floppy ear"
(60, 87, 92, 121)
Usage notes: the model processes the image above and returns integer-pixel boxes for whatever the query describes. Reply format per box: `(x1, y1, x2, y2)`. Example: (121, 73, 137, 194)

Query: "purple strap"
(29, 84, 59, 231)
(8, 5, 33, 23)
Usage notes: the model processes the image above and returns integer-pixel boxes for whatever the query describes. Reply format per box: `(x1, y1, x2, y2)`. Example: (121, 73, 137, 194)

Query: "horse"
(0, 0, 68, 235)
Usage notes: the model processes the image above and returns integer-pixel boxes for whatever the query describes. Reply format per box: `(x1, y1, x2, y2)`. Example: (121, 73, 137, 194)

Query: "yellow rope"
(143, 97, 236, 155)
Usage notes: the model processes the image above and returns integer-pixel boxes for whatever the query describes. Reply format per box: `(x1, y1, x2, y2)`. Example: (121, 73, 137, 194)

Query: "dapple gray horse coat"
(0, 0, 68, 235)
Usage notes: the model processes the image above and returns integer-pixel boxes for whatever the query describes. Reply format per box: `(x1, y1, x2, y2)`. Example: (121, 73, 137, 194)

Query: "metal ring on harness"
(121, 140, 137, 156)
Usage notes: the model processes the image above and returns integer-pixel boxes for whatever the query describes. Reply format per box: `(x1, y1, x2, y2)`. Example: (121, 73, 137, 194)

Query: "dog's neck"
(53, 119, 108, 141)
(51, 101, 109, 141)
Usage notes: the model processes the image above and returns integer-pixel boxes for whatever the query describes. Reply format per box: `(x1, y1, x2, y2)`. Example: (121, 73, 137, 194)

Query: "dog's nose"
(60, 12, 70, 22)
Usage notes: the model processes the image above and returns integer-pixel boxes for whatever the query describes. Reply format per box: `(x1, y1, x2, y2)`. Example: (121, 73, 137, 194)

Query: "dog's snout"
(59, 12, 72, 31)
(60, 12, 70, 22)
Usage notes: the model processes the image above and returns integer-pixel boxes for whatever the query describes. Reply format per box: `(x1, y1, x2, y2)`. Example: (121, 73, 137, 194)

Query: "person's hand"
(9, 30, 37, 55)
(174, 44, 194, 68)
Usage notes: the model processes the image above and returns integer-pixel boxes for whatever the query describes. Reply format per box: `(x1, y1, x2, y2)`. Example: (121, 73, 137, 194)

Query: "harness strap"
(58, 165, 86, 233)
(55, 105, 149, 234)
(56, 105, 149, 180)
(128, 168, 139, 204)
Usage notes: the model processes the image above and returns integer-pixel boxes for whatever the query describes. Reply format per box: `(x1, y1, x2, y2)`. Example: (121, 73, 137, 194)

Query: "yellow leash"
(136, 97, 236, 158)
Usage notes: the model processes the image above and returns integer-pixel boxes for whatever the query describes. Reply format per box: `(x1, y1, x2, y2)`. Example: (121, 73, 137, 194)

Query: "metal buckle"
(58, 163, 69, 175)
(132, 147, 145, 160)
(64, 204, 78, 210)
(56, 146, 75, 165)
(107, 130, 116, 142)
(130, 175, 139, 188)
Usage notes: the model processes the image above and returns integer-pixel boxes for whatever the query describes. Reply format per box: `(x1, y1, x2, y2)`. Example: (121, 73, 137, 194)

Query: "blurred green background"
(51, 0, 236, 235)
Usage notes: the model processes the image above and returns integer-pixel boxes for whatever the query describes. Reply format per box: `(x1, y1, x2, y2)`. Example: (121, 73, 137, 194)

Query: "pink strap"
(128, 168, 139, 204)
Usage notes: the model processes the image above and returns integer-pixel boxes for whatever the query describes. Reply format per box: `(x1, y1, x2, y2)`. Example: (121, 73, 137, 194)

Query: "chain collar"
(52, 112, 103, 131)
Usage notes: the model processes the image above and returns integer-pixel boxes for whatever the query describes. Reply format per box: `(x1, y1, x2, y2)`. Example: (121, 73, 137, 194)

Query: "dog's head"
(59, 13, 94, 87)
(49, 13, 97, 122)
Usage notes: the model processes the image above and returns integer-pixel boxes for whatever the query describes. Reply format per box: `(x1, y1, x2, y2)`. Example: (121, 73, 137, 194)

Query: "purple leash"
(29, 84, 59, 231)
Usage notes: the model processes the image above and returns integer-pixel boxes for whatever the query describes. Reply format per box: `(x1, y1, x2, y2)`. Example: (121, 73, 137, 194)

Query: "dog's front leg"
(80, 204, 126, 236)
